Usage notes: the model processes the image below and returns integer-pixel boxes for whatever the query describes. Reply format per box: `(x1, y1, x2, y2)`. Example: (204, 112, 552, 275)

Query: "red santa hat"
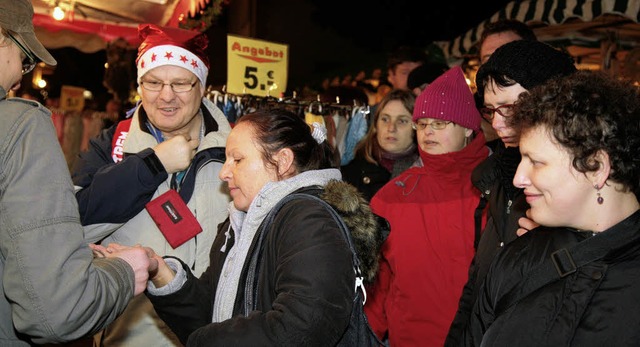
(136, 24, 209, 89)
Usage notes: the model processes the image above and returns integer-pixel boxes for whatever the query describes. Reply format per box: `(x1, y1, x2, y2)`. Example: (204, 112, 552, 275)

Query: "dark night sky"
(252, 0, 514, 91)
(44, 0, 514, 102)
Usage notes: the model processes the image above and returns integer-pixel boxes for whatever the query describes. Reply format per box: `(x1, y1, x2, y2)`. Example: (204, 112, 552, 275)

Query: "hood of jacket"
(321, 180, 385, 284)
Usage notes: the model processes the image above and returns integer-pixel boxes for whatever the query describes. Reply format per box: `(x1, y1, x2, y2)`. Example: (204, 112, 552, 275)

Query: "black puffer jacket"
(462, 210, 640, 346)
(447, 144, 528, 346)
(148, 181, 383, 346)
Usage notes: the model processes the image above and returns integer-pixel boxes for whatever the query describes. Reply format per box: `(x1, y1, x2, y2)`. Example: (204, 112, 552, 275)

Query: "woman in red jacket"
(365, 66, 489, 346)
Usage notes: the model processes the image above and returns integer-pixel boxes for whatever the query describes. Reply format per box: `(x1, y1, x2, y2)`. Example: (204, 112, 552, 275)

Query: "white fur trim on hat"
(137, 44, 208, 89)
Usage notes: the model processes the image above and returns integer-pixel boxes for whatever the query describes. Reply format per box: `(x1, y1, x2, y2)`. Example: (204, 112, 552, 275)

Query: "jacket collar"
(124, 97, 230, 154)
(417, 131, 489, 176)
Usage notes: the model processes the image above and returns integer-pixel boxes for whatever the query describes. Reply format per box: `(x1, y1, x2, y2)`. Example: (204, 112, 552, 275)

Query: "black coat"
(148, 182, 382, 346)
(341, 154, 417, 201)
(341, 157, 390, 201)
(462, 210, 640, 346)
(447, 145, 528, 346)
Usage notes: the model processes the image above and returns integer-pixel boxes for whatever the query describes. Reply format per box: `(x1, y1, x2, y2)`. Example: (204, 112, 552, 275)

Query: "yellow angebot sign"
(60, 85, 85, 112)
(227, 35, 288, 97)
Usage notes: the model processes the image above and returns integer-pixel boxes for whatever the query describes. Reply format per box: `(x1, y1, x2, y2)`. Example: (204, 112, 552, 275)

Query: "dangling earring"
(595, 184, 604, 205)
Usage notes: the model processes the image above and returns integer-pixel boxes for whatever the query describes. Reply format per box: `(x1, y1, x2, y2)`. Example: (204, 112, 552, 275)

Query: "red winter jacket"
(365, 133, 488, 346)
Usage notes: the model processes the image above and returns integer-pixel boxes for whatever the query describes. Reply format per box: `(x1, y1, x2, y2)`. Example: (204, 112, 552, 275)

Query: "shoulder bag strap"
(495, 226, 640, 316)
(243, 192, 364, 316)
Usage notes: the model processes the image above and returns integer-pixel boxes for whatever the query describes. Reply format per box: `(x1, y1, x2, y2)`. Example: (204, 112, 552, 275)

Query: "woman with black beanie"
(446, 39, 577, 346)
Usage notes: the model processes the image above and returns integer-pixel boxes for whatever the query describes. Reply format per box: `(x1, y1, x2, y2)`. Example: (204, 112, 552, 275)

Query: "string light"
(52, 5, 65, 21)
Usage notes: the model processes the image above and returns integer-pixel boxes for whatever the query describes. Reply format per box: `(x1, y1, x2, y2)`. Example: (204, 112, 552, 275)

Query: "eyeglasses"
(140, 80, 198, 93)
(6, 32, 36, 75)
(412, 120, 452, 131)
(479, 104, 515, 122)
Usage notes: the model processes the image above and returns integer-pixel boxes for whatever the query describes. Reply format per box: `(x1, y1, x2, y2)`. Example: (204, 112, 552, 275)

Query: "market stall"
(436, 0, 640, 81)
(30, 0, 217, 52)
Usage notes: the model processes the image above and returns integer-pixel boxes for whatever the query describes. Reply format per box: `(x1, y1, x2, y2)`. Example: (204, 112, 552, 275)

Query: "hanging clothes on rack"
(203, 88, 370, 158)
(340, 105, 370, 166)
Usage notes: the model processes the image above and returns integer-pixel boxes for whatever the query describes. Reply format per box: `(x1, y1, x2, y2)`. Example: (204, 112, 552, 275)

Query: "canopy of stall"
(436, 0, 640, 69)
(31, 0, 207, 52)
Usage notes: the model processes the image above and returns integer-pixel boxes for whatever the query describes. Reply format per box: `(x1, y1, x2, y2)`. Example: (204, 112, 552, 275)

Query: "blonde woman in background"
(341, 89, 417, 201)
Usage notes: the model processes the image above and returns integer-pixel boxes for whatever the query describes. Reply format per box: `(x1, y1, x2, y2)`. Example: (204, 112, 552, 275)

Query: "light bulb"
(53, 6, 65, 21)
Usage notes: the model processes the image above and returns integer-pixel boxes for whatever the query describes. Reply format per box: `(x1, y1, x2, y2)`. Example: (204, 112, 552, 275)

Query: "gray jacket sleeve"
(0, 99, 135, 344)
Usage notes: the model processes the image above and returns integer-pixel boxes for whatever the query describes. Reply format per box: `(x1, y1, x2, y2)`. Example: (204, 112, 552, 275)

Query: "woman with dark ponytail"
(98, 109, 383, 346)
(243, 109, 339, 173)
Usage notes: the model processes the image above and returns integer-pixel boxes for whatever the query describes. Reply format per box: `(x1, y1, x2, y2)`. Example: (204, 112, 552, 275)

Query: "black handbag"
(244, 192, 384, 346)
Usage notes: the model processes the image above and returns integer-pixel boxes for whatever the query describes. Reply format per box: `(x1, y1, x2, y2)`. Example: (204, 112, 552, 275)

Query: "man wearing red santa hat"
(72, 24, 231, 346)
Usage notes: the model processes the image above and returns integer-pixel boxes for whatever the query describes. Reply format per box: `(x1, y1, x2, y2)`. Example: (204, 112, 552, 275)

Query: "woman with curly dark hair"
(462, 70, 640, 346)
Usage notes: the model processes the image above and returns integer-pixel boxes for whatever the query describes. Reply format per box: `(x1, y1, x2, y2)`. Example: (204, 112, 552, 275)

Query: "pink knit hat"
(412, 66, 481, 132)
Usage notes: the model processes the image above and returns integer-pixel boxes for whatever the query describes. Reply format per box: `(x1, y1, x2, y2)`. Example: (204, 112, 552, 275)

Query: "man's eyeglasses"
(479, 104, 515, 122)
(6, 32, 36, 75)
(412, 120, 452, 131)
(140, 80, 198, 93)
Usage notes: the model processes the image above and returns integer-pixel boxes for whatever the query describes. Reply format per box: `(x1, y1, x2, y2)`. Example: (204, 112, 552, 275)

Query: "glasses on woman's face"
(6, 32, 36, 75)
(480, 104, 515, 122)
(412, 119, 452, 131)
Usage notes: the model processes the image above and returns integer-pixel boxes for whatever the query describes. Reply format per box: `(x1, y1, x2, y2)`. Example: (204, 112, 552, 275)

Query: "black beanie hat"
(476, 40, 576, 97)
(407, 62, 449, 90)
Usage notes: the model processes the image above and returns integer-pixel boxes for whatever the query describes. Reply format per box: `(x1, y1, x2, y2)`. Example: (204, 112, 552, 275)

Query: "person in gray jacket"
(0, 0, 155, 345)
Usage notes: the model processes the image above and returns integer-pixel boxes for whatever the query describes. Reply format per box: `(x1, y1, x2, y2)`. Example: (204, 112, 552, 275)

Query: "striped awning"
(436, 0, 640, 61)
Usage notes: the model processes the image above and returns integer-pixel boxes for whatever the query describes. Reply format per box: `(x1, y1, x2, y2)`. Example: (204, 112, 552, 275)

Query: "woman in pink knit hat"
(364, 65, 489, 346)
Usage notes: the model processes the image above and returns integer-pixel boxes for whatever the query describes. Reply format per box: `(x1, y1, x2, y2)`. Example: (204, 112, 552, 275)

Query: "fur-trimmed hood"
(321, 180, 386, 284)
